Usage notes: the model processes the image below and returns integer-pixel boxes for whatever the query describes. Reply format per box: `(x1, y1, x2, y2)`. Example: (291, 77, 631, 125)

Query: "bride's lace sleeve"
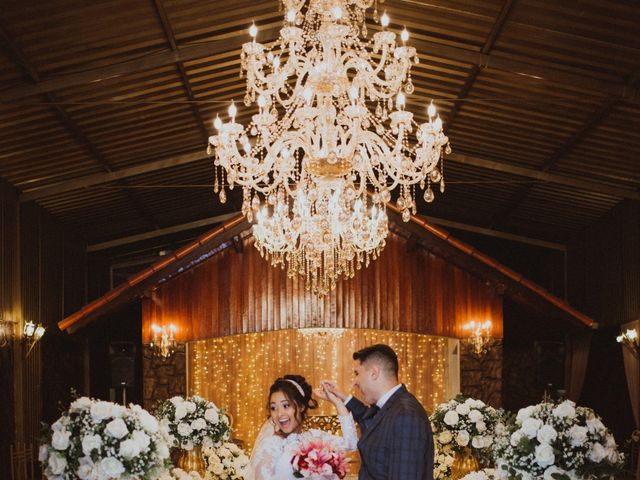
(250, 435, 282, 480)
(337, 413, 358, 451)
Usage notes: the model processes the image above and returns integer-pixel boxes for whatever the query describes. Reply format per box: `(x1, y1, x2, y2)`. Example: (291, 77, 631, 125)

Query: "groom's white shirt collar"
(376, 383, 402, 409)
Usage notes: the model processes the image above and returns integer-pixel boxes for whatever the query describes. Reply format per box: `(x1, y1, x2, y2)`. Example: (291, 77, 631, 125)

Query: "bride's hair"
(267, 374, 318, 422)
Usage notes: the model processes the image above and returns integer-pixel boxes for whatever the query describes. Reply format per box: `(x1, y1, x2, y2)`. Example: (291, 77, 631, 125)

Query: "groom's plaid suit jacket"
(347, 385, 434, 480)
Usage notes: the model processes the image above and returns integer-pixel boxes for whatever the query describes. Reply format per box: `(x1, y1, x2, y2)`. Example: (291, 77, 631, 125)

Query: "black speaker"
(109, 341, 136, 387)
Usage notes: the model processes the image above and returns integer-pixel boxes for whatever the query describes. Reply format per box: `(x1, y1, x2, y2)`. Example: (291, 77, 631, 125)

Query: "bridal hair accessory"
(283, 378, 305, 398)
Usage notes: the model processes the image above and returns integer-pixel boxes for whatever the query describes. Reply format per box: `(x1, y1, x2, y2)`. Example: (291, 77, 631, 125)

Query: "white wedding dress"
(250, 414, 358, 480)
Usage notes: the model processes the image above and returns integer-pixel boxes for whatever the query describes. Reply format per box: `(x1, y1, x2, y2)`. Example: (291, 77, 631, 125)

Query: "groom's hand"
(320, 380, 347, 402)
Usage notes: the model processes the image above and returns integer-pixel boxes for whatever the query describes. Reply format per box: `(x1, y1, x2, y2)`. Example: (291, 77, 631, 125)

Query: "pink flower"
(291, 436, 348, 479)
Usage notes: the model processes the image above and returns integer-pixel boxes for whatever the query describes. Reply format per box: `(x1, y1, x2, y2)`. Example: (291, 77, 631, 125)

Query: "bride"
(250, 374, 358, 479)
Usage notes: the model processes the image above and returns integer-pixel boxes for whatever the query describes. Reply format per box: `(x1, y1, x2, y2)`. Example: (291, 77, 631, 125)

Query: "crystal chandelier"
(208, 0, 450, 294)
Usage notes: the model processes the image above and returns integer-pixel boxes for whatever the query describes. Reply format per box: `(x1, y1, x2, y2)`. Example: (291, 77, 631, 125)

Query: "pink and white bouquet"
(154, 395, 230, 450)
(39, 397, 171, 480)
(493, 400, 624, 479)
(290, 432, 349, 479)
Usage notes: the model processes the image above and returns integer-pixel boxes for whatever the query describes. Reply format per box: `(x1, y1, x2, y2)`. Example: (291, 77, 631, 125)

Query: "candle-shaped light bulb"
(286, 9, 296, 23)
(380, 11, 390, 28)
(434, 115, 442, 130)
(249, 22, 258, 38)
(332, 5, 343, 20)
(228, 101, 237, 119)
(214, 114, 222, 130)
(272, 55, 280, 69)
(303, 87, 313, 105)
(401, 27, 409, 43)
(257, 95, 266, 109)
(397, 92, 406, 109)
(349, 85, 359, 102)
(427, 101, 436, 118)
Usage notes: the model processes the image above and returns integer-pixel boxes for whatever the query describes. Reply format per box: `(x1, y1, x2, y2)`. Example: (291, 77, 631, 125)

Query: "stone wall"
(143, 344, 186, 410)
(460, 340, 503, 408)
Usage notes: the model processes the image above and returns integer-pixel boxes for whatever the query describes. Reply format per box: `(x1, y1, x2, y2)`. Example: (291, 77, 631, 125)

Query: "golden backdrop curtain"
(188, 328, 452, 450)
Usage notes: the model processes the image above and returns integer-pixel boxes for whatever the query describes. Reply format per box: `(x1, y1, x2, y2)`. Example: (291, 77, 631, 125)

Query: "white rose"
(456, 430, 470, 447)
(170, 396, 184, 406)
(521, 418, 543, 438)
(476, 420, 486, 433)
(90, 401, 114, 422)
(132, 430, 151, 451)
(516, 406, 535, 423)
(568, 425, 588, 446)
(138, 410, 159, 433)
(444, 454, 454, 466)
(552, 400, 575, 419)
(105, 418, 129, 439)
(119, 438, 141, 460)
(175, 404, 188, 421)
(468, 410, 482, 423)
(438, 431, 453, 444)
(473, 399, 486, 408)
(444, 410, 459, 426)
(536, 425, 558, 444)
(178, 422, 193, 437)
(157, 441, 170, 459)
(204, 408, 219, 424)
(81, 434, 102, 455)
(76, 456, 95, 480)
(51, 419, 65, 432)
(510, 430, 524, 447)
(543, 466, 566, 480)
(464, 398, 475, 406)
(588, 443, 606, 462)
(191, 418, 207, 430)
(38, 445, 49, 462)
(456, 403, 471, 415)
(51, 430, 71, 450)
(586, 416, 605, 434)
(70, 397, 92, 411)
(48, 452, 67, 475)
(471, 436, 485, 449)
(98, 457, 125, 478)
(535, 444, 555, 467)
(184, 401, 196, 413)
(605, 434, 616, 448)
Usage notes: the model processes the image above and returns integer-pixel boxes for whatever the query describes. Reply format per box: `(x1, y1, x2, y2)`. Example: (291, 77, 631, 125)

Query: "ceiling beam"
(447, 152, 640, 200)
(20, 147, 640, 202)
(1, 23, 639, 103)
(87, 211, 240, 251)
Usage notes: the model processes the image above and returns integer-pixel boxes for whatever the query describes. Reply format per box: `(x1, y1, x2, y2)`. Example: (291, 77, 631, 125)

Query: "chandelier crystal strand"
(208, 0, 450, 294)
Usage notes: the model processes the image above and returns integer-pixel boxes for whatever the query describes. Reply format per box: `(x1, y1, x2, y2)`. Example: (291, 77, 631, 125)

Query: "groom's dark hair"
(353, 344, 398, 378)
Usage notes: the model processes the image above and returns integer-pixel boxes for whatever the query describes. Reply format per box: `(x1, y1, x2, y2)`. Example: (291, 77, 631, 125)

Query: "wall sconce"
(149, 324, 177, 359)
(23, 321, 46, 356)
(617, 328, 639, 357)
(462, 320, 493, 356)
(0, 320, 17, 348)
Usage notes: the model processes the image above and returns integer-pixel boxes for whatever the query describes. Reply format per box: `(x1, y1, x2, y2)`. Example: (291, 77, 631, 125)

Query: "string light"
(188, 328, 448, 450)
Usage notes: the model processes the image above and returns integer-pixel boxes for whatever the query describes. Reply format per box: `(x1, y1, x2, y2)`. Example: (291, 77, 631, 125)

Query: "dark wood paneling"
(142, 231, 504, 342)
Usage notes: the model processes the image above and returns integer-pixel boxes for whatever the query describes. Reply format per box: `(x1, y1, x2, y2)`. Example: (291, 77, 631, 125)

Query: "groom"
(324, 344, 434, 480)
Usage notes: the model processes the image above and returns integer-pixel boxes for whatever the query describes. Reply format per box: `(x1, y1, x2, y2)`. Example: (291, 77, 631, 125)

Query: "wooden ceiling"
(1, 0, 638, 249)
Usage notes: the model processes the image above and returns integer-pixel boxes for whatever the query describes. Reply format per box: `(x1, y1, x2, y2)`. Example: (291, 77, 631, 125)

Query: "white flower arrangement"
(154, 396, 230, 450)
(39, 397, 171, 480)
(460, 468, 497, 480)
(430, 395, 503, 479)
(493, 400, 624, 479)
(156, 467, 204, 480)
(202, 441, 251, 480)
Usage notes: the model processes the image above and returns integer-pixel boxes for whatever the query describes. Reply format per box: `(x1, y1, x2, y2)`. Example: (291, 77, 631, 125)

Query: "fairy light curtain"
(188, 328, 455, 450)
